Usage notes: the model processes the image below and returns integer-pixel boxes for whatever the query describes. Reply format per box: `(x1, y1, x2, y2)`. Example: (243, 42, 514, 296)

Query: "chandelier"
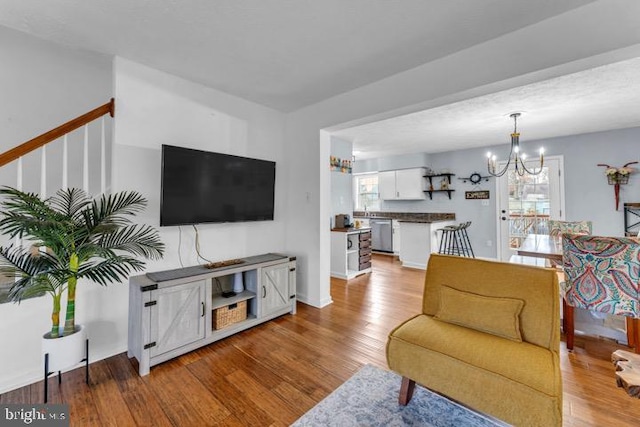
(486, 113, 544, 177)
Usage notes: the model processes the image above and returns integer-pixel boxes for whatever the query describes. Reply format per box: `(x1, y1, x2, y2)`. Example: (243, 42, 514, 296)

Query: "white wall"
(112, 58, 288, 273)
(0, 27, 112, 393)
(0, 25, 113, 194)
(284, 1, 640, 308)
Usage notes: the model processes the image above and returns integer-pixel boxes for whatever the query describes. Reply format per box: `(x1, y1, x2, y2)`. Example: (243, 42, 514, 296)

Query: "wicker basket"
(212, 300, 247, 330)
(608, 174, 629, 185)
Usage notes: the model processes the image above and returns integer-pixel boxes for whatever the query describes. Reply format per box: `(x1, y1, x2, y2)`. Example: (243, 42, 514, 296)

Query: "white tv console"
(128, 253, 296, 376)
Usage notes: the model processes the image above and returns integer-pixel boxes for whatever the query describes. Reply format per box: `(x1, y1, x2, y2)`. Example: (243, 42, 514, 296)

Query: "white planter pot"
(42, 324, 87, 372)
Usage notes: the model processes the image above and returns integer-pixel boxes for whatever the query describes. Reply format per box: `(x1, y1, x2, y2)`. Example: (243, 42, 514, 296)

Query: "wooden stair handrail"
(0, 98, 115, 168)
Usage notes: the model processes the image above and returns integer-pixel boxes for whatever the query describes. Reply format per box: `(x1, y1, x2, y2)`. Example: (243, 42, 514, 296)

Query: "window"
(353, 173, 380, 211)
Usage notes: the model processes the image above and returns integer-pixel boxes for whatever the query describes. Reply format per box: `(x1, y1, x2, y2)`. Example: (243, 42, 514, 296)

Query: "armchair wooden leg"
(564, 300, 575, 351)
(626, 317, 636, 350)
(399, 376, 415, 405)
(627, 318, 640, 354)
(562, 298, 568, 335)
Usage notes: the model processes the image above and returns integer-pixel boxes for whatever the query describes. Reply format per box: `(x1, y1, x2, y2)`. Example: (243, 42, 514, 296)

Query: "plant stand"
(42, 326, 90, 403)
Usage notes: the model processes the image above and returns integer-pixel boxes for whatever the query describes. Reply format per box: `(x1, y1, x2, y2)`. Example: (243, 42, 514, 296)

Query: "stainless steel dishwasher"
(370, 218, 393, 253)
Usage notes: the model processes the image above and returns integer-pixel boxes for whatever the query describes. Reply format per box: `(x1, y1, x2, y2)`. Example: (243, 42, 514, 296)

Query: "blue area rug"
(291, 364, 509, 427)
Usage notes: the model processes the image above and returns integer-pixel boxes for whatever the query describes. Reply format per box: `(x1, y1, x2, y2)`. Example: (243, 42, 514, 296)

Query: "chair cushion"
(389, 314, 559, 396)
(435, 286, 524, 342)
(562, 234, 640, 316)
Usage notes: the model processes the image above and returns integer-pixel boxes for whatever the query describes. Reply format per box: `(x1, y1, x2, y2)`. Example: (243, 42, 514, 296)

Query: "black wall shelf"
(424, 173, 455, 199)
(424, 189, 455, 200)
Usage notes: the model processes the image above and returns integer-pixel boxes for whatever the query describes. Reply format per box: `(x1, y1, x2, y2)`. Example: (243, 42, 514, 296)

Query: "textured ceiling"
(335, 57, 640, 159)
(0, 0, 594, 112)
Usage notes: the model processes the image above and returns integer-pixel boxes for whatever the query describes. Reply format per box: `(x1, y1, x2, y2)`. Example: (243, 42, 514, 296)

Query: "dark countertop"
(331, 226, 371, 233)
(353, 211, 455, 223)
(396, 218, 457, 224)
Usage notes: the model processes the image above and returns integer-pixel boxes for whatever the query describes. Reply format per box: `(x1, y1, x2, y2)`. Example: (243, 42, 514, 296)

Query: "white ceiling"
(335, 57, 640, 159)
(0, 0, 593, 112)
(3, 0, 639, 159)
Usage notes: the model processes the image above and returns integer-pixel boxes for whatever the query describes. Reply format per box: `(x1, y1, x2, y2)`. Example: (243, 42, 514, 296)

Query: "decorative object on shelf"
(440, 178, 449, 190)
(233, 272, 244, 293)
(597, 161, 638, 210)
(458, 172, 491, 184)
(465, 191, 490, 200)
(486, 112, 544, 177)
(205, 258, 244, 269)
(213, 300, 248, 330)
(330, 155, 352, 173)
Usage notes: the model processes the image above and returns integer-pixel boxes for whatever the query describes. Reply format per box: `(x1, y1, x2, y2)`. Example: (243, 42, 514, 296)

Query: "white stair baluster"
(101, 117, 106, 194)
(14, 156, 23, 248)
(83, 124, 89, 193)
(16, 156, 23, 191)
(40, 145, 47, 198)
(62, 134, 68, 190)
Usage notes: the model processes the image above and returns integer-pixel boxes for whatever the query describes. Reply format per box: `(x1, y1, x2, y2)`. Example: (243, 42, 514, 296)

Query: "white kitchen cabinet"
(330, 229, 372, 279)
(398, 220, 456, 269)
(128, 253, 296, 376)
(379, 168, 426, 200)
(378, 171, 397, 200)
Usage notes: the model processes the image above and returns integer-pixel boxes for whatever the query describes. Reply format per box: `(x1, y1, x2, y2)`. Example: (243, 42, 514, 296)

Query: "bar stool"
(438, 222, 474, 258)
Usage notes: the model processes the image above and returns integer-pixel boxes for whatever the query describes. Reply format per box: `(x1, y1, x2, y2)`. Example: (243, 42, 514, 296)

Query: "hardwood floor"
(2, 254, 640, 426)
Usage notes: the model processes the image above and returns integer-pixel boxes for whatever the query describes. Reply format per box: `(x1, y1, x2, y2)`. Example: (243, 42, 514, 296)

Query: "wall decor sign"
(330, 156, 352, 173)
(465, 190, 490, 200)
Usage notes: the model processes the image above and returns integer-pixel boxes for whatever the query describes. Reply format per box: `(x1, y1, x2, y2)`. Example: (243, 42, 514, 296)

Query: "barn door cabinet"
(128, 253, 296, 376)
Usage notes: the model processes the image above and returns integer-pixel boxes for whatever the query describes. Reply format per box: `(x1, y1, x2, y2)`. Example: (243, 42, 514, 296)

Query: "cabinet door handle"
(201, 302, 205, 317)
(262, 286, 266, 298)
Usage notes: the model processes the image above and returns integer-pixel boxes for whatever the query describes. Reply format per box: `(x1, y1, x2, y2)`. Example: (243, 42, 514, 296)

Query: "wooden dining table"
(516, 233, 563, 262)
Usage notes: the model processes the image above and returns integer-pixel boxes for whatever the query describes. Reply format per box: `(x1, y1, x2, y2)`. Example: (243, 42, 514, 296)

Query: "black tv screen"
(160, 145, 276, 226)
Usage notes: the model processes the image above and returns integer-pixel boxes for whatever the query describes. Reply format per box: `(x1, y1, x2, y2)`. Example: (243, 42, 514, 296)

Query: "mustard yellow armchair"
(386, 254, 562, 426)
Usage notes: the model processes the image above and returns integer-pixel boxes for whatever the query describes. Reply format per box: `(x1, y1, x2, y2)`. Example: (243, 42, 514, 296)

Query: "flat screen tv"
(160, 145, 276, 226)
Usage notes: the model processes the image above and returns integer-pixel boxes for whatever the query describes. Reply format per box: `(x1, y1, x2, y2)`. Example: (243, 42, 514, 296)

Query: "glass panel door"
(497, 156, 564, 260)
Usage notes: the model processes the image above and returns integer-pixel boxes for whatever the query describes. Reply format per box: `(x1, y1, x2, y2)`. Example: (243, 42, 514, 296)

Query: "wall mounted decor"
(458, 172, 491, 184)
(465, 190, 490, 200)
(330, 155, 352, 173)
(598, 161, 638, 210)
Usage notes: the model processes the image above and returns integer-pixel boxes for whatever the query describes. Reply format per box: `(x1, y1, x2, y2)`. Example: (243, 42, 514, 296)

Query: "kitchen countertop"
(353, 211, 455, 223)
(396, 218, 455, 224)
(331, 226, 371, 232)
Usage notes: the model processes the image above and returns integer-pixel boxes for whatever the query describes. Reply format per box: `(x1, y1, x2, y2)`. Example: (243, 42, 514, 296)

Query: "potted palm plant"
(0, 186, 164, 372)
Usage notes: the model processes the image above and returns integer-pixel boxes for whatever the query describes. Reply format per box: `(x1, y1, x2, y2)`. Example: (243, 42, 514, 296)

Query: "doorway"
(496, 156, 565, 261)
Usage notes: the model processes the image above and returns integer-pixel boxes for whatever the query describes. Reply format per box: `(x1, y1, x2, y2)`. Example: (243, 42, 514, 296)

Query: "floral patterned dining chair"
(548, 220, 592, 237)
(562, 234, 640, 352)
